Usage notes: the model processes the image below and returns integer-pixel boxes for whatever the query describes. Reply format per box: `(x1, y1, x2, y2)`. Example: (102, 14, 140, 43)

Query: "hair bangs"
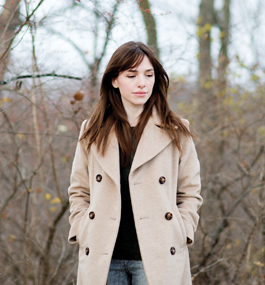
(119, 48, 145, 73)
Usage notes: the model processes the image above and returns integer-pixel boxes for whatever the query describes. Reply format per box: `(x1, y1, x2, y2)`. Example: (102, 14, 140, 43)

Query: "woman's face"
(112, 55, 155, 110)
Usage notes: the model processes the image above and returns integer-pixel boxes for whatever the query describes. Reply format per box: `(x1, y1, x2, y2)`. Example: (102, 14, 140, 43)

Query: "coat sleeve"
(177, 120, 202, 246)
(68, 120, 90, 244)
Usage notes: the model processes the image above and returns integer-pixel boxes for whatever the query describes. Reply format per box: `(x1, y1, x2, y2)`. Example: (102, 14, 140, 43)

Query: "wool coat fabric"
(68, 109, 202, 285)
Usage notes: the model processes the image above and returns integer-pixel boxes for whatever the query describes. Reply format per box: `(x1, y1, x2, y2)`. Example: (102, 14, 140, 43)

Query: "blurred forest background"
(0, 0, 265, 284)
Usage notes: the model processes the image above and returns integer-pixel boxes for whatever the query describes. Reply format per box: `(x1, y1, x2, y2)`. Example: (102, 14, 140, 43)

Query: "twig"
(40, 200, 69, 285)
(30, 25, 64, 203)
(199, 182, 264, 272)
(0, 130, 76, 138)
(0, 73, 83, 85)
(232, 207, 264, 283)
(48, 236, 66, 283)
(192, 258, 226, 280)
(0, 0, 46, 63)
(45, 27, 90, 69)
(211, 183, 264, 242)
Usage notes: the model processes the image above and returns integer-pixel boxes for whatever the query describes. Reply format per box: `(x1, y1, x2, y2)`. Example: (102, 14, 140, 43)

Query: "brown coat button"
(89, 211, 95, 219)
(170, 247, 176, 255)
(159, 176, 166, 184)
(85, 247, 89, 255)
(165, 212, 173, 220)
(96, 174, 102, 182)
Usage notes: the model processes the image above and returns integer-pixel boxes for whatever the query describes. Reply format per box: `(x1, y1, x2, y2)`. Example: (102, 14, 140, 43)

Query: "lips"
(133, 91, 147, 97)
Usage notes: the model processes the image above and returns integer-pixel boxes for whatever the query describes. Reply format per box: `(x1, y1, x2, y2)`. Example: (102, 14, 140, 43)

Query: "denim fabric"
(107, 259, 148, 285)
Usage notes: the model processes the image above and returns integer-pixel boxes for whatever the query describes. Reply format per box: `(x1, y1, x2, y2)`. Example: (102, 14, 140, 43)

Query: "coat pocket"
(171, 205, 187, 247)
(76, 208, 90, 245)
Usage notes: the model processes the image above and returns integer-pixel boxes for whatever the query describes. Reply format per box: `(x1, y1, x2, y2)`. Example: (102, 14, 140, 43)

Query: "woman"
(68, 41, 202, 285)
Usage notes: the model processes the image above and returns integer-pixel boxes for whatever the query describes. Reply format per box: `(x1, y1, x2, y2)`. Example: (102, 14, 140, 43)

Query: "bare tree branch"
(0, 73, 83, 85)
(0, 0, 46, 63)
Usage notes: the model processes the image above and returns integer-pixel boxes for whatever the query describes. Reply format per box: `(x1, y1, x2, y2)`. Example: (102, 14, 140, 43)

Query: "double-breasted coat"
(68, 109, 202, 285)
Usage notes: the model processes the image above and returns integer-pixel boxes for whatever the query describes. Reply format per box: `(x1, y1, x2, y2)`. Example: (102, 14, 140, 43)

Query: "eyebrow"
(127, 69, 154, 73)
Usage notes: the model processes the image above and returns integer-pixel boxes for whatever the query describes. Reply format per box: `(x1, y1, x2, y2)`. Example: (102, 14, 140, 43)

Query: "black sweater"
(112, 129, 141, 260)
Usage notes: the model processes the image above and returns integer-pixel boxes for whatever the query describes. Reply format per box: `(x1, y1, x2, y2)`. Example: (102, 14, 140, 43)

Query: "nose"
(137, 75, 146, 88)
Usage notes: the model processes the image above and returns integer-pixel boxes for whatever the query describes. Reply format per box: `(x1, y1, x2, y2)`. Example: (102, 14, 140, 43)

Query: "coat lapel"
(131, 109, 173, 173)
(91, 130, 120, 186)
(90, 109, 173, 183)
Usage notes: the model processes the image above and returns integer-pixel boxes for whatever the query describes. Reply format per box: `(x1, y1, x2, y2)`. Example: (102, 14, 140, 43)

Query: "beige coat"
(68, 109, 202, 285)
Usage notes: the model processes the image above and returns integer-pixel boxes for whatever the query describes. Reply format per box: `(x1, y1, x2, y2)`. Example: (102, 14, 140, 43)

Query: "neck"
(124, 105, 143, 127)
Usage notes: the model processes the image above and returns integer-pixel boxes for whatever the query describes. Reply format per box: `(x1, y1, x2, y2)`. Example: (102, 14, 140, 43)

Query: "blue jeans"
(107, 259, 148, 285)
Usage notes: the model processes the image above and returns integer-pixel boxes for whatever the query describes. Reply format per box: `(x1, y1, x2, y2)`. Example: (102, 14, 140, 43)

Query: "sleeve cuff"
(68, 209, 88, 244)
(68, 223, 78, 244)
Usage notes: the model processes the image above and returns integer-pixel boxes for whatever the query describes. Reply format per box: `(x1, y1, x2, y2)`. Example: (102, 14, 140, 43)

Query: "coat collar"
(130, 108, 172, 174)
(91, 129, 120, 186)
(91, 108, 173, 185)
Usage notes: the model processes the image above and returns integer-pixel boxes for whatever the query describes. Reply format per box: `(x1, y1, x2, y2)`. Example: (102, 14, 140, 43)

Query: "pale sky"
(1, 0, 264, 86)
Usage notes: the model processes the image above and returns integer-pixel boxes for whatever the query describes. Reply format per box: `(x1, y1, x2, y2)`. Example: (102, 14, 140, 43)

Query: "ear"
(112, 78, 118, 89)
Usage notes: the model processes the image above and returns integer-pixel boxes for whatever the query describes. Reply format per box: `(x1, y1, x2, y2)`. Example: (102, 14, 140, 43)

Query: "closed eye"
(127, 75, 135, 78)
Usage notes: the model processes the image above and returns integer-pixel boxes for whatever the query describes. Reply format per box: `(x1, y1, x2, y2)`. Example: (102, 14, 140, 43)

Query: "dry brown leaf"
(74, 90, 84, 101)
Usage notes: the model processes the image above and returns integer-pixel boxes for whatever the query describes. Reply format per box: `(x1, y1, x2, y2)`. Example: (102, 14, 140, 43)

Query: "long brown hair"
(80, 41, 194, 166)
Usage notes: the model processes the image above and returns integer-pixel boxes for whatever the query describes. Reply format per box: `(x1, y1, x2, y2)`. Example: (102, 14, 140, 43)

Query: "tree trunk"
(88, 1, 120, 102)
(217, 0, 230, 98)
(0, 0, 22, 82)
(136, 0, 159, 58)
(197, 0, 216, 132)
(193, 1, 232, 284)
